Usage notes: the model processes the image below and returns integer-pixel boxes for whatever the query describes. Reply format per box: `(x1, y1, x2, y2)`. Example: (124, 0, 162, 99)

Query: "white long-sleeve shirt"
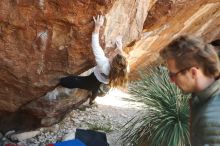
(91, 33, 110, 84)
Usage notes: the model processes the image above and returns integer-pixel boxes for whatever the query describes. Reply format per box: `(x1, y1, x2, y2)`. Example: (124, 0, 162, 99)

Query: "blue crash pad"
(54, 139, 86, 146)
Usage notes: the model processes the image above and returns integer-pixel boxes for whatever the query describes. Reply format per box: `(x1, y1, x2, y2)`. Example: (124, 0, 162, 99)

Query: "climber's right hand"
(115, 35, 123, 50)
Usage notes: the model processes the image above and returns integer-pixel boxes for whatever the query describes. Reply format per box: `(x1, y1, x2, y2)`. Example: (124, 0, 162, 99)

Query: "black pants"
(59, 73, 102, 104)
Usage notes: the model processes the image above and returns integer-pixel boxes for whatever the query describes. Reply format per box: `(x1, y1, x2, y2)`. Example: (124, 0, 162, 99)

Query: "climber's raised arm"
(93, 15, 104, 34)
(115, 35, 127, 57)
(91, 15, 109, 74)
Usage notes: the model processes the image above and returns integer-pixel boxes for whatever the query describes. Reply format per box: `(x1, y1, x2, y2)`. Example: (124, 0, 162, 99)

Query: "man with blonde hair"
(160, 35, 220, 146)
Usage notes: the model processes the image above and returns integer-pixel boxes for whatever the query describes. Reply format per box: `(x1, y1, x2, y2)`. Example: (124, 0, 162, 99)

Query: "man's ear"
(190, 67, 198, 79)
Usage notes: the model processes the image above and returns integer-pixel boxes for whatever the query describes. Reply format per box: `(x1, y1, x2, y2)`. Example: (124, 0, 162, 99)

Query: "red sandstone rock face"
(129, 0, 220, 78)
(0, 0, 115, 113)
(0, 0, 219, 132)
(0, 0, 149, 132)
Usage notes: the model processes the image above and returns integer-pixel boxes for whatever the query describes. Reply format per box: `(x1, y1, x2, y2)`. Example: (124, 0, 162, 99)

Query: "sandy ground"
(89, 89, 144, 145)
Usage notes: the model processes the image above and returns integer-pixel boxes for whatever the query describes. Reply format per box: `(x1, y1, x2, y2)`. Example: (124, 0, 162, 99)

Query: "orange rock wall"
(129, 0, 220, 77)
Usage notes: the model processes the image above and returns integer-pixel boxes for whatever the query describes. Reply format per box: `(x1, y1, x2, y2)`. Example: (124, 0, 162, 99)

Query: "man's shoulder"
(210, 90, 220, 103)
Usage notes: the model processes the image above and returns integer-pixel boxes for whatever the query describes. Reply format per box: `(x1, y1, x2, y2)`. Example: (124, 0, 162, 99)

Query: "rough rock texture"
(1, 90, 144, 146)
(0, 0, 150, 132)
(0, 0, 220, 132)
(129, 0, 220, 78)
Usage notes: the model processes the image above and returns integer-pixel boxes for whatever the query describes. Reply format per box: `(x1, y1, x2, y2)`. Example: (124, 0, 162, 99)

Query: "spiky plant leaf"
(120, 66, 190, 146)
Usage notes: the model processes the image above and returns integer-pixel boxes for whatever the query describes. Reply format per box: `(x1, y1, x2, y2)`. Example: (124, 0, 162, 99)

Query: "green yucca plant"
(120, 66, 190, 146)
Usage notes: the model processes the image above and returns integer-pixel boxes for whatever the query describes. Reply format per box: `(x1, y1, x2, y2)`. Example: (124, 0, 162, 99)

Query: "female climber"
(57, 15, 129, 105)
